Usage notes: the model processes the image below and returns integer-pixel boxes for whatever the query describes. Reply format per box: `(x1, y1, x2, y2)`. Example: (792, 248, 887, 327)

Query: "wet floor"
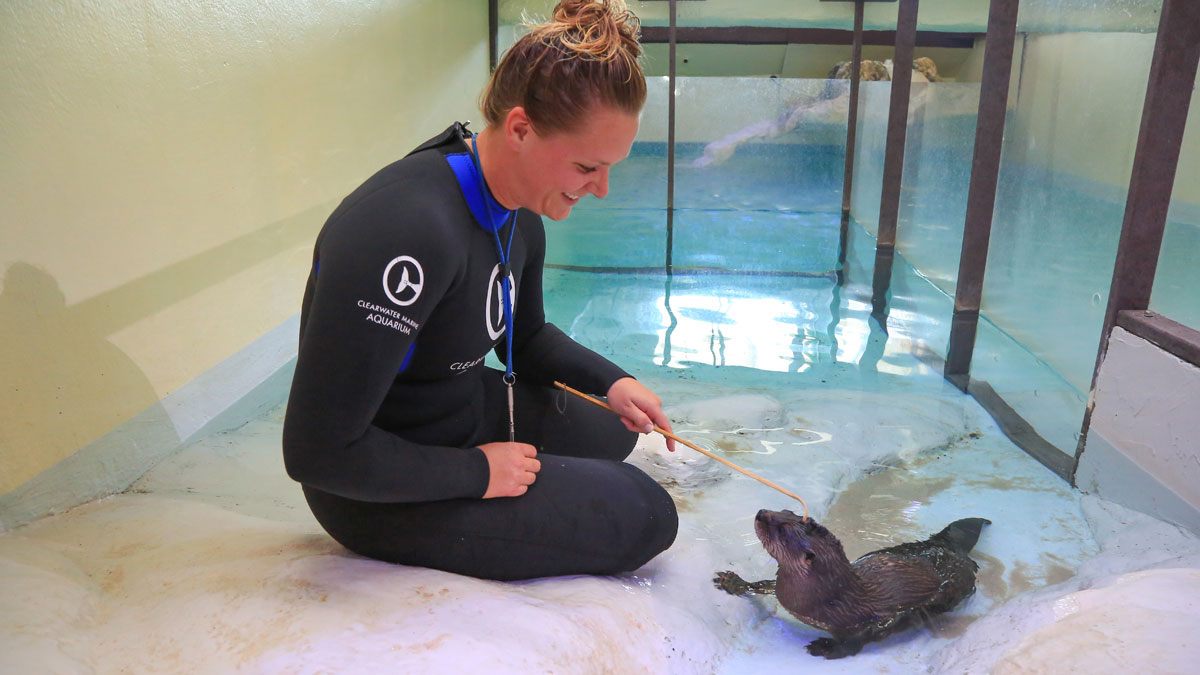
(3, 267, 1199, 672)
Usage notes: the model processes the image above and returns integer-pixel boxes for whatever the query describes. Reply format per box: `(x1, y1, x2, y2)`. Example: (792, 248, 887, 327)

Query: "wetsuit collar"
(444, 128, 513, 233)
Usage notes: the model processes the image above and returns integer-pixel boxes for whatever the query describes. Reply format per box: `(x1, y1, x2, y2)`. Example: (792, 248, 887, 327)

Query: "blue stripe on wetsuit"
(395, 151, 501, 375)
(445, 153, 509, 233)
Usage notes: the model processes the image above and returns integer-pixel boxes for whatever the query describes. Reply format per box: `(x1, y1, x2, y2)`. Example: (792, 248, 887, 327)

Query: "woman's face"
(513, 106, 640, 221)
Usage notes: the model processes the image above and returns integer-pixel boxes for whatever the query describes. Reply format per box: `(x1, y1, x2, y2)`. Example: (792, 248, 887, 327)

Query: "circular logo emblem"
(486, 263, 517, 340)
(383, 256, 424, 306)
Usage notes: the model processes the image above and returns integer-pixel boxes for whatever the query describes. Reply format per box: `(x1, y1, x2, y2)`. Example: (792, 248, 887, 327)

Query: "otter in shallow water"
(714, 509, 990, 659)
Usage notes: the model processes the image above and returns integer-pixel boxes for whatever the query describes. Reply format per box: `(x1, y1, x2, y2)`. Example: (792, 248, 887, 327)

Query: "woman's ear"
(504, 106, 533, 150)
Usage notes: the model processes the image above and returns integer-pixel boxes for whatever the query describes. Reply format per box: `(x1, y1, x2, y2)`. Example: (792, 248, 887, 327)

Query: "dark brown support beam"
(968, 381, 1076, 480)
(944, 0, 1020, 390)
(488, 0, 498, 72)
(870, 0, 919, 322)
(640, 26, 979, 49)
(913, 345, 1075, 481)
(665, 0, 677, 273)
(838, 0, 866, 269)
(1076, 0, 1200, 471)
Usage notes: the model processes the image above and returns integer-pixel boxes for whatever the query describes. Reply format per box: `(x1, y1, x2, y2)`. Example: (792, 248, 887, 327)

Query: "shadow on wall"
(0, 262, 163, 496)
(0, 204, 324, 529)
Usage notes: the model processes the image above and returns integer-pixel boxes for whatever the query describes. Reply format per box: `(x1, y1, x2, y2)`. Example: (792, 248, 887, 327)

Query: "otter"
(714, 509, 990, 659)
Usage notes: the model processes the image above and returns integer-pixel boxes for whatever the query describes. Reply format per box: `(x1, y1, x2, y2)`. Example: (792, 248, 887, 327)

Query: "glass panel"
(894, 81, 979, 299)
(972, 27, 1158, 453)
(891, 81, 981, 357)
(674, 76, 846, 274)
(640, 74, 850, 372)
(850, 81, 890, 239)
(663, 0, 990, 32)
(847, 76, 979, 358)
(502, 0, 1159, 34)
(1150, 82, 1200, 330)
(1017, 0, 1162, 32)
(500, 1, 1162, 36)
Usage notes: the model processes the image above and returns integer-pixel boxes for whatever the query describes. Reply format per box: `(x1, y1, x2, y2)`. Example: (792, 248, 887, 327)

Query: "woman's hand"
(479, 442, 541, 498)
(606, 377, 676, 451)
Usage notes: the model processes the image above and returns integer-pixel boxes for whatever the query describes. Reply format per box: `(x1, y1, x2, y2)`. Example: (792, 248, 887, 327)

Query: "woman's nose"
(590, 168, 610, 200)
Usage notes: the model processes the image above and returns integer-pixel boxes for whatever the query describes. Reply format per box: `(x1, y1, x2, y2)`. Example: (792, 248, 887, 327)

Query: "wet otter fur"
(714, 509, 990, 659)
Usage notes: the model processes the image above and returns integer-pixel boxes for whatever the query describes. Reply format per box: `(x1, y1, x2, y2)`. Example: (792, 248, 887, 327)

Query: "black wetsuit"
(282, 123, 678, 581)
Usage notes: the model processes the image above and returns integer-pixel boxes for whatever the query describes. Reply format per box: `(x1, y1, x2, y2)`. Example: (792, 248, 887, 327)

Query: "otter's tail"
(930, 518, 991, 554)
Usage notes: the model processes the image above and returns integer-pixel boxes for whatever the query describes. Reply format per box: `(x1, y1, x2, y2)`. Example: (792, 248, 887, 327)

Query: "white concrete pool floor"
(3, 365, 1200, 673)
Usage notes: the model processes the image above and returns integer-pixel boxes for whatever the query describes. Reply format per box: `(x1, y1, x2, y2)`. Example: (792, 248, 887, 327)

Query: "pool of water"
(547, 128, 1199, 456)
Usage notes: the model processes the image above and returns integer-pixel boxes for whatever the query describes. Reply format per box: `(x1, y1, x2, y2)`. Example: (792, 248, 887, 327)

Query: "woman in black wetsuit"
(282, 0, 679, 581)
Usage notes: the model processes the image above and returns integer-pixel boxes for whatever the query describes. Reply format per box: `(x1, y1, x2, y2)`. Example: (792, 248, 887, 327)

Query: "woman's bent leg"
(303, 452, 677, 581)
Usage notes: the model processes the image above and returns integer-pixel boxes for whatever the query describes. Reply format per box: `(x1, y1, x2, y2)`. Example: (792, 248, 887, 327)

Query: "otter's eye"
(804, 551, 815, 562)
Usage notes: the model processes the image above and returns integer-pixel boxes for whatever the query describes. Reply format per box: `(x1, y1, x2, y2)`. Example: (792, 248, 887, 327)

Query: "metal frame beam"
(488, 0, 498, 72)
(838, 0, 867, 276)
(665, 0, 677, 273)
(640, 26, 978, 49)
(869, 0, 919, 322)
(944, 0, 1019, 389)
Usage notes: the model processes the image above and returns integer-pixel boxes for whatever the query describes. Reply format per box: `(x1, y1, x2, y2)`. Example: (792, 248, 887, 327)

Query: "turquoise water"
(541, 132, 1199, 457)
(544, 144, 853, 374)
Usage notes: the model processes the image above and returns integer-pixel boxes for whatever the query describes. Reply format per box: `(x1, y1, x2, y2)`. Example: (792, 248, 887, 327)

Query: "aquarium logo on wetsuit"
(383, 255, 424, 306)
(486, 262, 517, 341)
(358, 255, 424, 335)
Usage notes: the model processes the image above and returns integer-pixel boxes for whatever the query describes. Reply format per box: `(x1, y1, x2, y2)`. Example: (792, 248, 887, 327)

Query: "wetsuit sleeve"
(282, 194, 490, 503)
(504, 213, 631, 395)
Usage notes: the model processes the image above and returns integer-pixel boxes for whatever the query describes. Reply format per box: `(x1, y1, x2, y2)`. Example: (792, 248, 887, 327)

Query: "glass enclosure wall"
(1151, 83, 1200, 330)
(541, 77, 670, 269)
(497, 0, 1186, 458)
(831, 1, 1170, 456)
(971, 21, 1159, 454)
(665, 76, 851, 371)
(850, 80, 982, 359)
(673, 77, 846, 274)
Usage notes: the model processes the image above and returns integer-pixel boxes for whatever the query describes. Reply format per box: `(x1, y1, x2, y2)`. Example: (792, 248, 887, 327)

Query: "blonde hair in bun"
(481, 0, 646, 135)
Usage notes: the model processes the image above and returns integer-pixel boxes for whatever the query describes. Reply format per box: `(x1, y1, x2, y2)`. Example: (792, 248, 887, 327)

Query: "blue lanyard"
(470, 135, 517, 383)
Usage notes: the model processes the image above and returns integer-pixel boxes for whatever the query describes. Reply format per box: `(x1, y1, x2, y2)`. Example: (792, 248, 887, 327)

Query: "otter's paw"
(806, 637, 860, 659)
(713, 571, 751, 595)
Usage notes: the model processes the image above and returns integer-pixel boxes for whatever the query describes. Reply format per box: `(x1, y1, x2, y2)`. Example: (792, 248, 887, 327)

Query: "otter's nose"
(756, 509, 802, 527)
(756, 509, 787, 525)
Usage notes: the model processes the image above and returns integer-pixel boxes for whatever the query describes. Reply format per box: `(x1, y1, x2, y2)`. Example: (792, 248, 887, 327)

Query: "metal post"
(488, 0, 498, 72)
(870, 0, 919, 323)
(838, 1, 866, 277)
(943, 0, 1020, 390)
(665, 0, 677, 273)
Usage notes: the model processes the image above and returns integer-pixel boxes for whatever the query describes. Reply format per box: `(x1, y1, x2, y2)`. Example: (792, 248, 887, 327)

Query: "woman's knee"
(610, 465, 679, 570)
(532, 386, 639, 461)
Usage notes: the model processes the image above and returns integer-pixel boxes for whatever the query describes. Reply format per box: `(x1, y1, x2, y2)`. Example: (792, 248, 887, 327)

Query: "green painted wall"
(0, 0, 489, 497)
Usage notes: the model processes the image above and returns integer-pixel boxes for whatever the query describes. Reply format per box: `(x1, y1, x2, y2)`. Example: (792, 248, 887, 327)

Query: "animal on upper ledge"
(826, 56, 943, 83)
(714, 509, 990, 659)
(690, 57, 943, 167)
